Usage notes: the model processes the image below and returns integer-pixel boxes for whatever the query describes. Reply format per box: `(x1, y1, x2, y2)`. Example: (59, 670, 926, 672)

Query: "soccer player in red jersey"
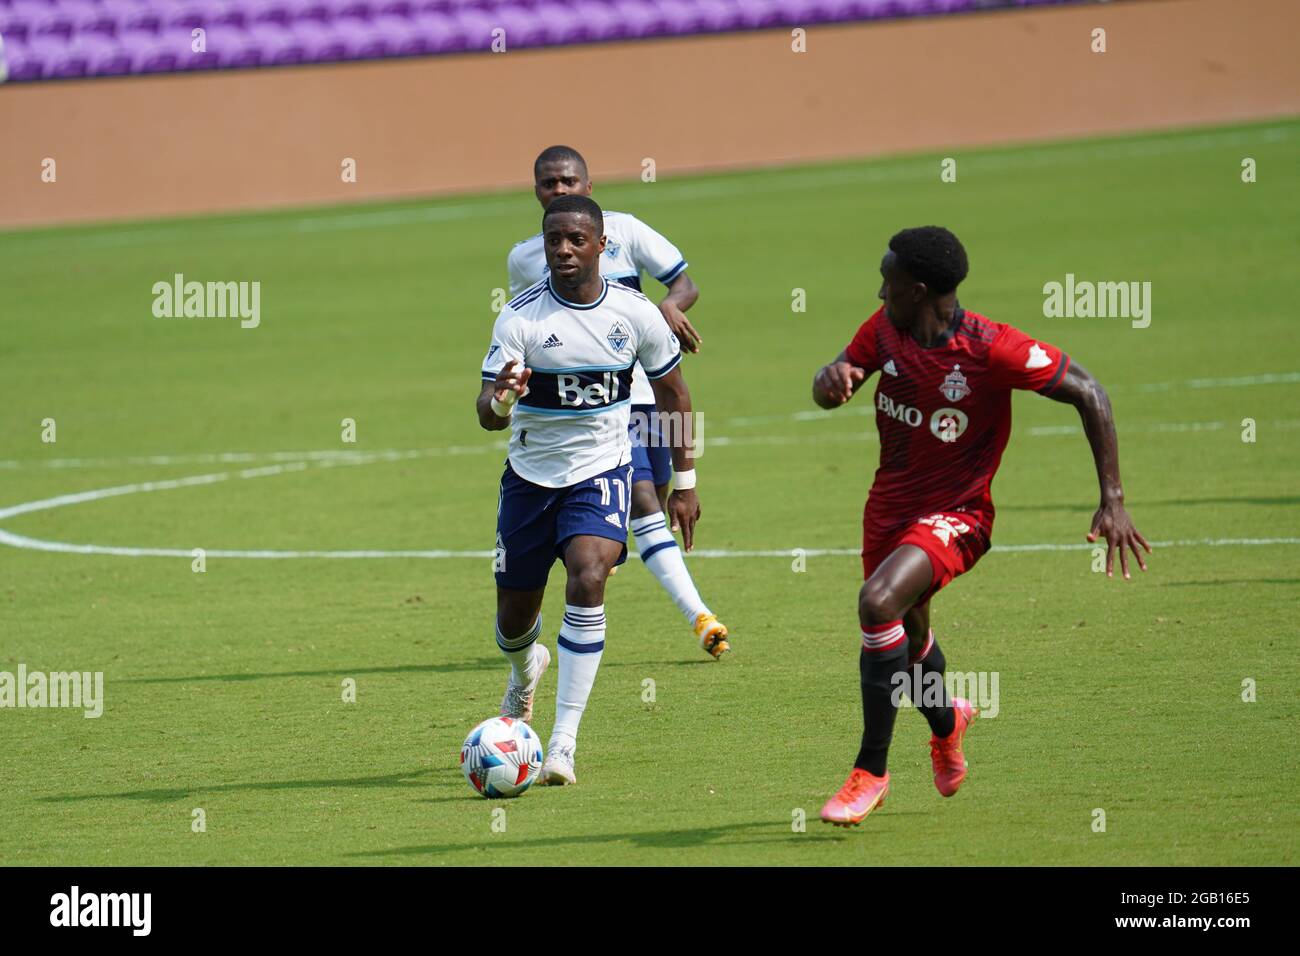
(812, 226, 1151, 826)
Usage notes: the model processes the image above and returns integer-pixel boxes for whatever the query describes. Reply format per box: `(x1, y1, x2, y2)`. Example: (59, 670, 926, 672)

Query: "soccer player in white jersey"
(479, 195, 702, 785)
(506, 145, 730, 660)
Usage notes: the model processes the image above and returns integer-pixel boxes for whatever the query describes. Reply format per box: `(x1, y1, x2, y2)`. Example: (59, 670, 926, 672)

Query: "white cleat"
(538, 742, 576, 786)
(499, 643, 550, 724)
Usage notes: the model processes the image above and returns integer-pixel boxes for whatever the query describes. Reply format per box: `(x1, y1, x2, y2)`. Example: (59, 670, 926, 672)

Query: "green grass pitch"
(1, 118, 1297, 866)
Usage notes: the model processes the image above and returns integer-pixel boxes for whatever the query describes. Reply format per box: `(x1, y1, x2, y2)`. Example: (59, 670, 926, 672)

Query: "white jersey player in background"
(506, 145, 731, 659)
(480, 195, 702, 785)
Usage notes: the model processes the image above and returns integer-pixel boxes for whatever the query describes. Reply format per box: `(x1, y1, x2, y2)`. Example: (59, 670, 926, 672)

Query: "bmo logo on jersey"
(877, 391, 923, 427)
(558, 370, 625, 408)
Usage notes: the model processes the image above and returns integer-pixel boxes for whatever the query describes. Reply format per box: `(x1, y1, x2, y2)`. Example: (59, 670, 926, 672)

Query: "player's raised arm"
(477, 316, 530, 431)
(476, 360, 531, 431)
(813, 349, 868, 408)
(814, 313, 880, 408)
(1042, 361, 1151, 579)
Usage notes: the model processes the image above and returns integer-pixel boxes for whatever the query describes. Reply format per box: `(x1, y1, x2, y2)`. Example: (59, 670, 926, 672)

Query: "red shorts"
(862, 510, 991, 602)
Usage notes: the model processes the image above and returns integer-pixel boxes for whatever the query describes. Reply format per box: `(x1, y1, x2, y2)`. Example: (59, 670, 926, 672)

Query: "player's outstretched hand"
(1087, 502, 1151, 580)
(668, 488, 701, 552)
(815, 361, 866, 406)
(661, 302, 701, 353)
(494, 360, 531, 402)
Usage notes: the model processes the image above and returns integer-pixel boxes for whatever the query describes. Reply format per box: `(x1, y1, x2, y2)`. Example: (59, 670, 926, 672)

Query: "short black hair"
(888, 226, 968, 295)
(534, 145, 588, 179)
(543, 194, 603, 234)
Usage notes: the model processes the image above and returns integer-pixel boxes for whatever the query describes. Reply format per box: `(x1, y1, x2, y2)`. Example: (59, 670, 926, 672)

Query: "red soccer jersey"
(844, 306, 1069, 537)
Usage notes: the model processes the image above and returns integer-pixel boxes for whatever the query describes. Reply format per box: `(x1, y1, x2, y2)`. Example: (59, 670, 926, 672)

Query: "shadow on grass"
(349, 820, 850, 859)
(37, 768, 434, 804)
(123, 659, 501, 684)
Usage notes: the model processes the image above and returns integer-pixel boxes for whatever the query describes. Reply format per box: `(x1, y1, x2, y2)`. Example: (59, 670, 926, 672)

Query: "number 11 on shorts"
(594, 476, 626, 511)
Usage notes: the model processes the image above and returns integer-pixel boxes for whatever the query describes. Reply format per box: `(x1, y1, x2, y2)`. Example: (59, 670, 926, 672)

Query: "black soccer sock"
(912, 630, 955, 738)
(853, 621, 910, 776)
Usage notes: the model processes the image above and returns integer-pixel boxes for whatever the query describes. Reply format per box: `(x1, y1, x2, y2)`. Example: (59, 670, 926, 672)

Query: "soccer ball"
(460, 716, 544, 798)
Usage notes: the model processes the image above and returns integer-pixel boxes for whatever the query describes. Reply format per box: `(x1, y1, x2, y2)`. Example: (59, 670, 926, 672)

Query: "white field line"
(3, 391, 1298, 471)
(0, 448, 1297, 559)
(9, 124, 1292, 249)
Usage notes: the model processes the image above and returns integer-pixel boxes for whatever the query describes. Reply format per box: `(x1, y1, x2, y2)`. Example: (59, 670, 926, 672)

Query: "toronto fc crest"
(940, 365, 971, 402)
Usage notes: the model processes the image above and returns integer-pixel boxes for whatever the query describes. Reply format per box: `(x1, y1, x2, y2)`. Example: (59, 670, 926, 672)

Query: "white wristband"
(673, 468, 697, 491)
(490, 392, 517, 418)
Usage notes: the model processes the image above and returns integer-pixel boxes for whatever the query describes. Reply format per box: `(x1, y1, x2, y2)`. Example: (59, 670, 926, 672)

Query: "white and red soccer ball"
(460, 716, 544, 798)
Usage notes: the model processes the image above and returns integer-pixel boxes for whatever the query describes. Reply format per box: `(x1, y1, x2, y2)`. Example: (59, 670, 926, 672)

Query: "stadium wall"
(1, 0, 1297, 230)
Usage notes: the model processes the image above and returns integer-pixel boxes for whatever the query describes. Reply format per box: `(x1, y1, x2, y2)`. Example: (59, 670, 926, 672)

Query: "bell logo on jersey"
(940, 365, 971, 402)
(929, 407, 969, 443)
(558, 371, 622, 408)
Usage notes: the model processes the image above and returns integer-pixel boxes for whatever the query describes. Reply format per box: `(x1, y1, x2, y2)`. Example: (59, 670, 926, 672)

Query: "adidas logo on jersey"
(605, 513, 622, 528)
(543, 334, 563, 349)
(883, 359, 898, 376)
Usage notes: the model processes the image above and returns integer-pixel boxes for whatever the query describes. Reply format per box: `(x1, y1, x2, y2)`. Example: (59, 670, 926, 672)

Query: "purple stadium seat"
(0, 2, 47, 45)
(69, 3, 118, 39)
(47, 33, 122, 79)
(571, 1, 627, 42)
(120, 6, 164, 35)
(452, 7, 496, 51)
(376, 0, 416, 17)
(657, 0, 709, 35)
(336, 0, 375, 20)
(407, 10, 467, 53)
(268, 30, 312, 63)
(608, 0, 668, 39)
(289, 19, 354, 60)
(87, 35, 135, 75)
(1, 0, 1081, 81)
(491, 5, 547, 48)
(287, 0, 334, 23)
(1, 35, 47, 80)
(30, 7, 76, 42)
(692, 0, 746, 33)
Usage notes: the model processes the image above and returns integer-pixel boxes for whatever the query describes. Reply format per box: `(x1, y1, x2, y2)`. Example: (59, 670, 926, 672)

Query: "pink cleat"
(819, 768, 890, 827)
(930, 697, 978, 797)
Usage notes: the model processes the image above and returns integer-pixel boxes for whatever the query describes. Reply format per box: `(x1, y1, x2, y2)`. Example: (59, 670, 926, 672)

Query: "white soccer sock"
(630, 512, 711, 624)
(551, 604, 606, 749)
(496, 615, 542, 683)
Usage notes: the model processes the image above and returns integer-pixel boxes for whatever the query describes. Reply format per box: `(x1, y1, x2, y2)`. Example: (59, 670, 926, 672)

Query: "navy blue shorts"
(629, 403, 673, 487)
(494, 461, 633, 591)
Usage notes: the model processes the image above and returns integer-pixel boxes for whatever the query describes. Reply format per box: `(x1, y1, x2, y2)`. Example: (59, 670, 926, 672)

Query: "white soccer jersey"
(482, 277, 683, 488)
(506, 210, 687, 405)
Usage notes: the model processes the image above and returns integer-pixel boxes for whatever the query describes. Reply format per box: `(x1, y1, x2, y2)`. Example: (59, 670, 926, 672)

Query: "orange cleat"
(930, 697, 978, 797)
(819, 768, 890, 827)
(694, 613, 730, 659)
